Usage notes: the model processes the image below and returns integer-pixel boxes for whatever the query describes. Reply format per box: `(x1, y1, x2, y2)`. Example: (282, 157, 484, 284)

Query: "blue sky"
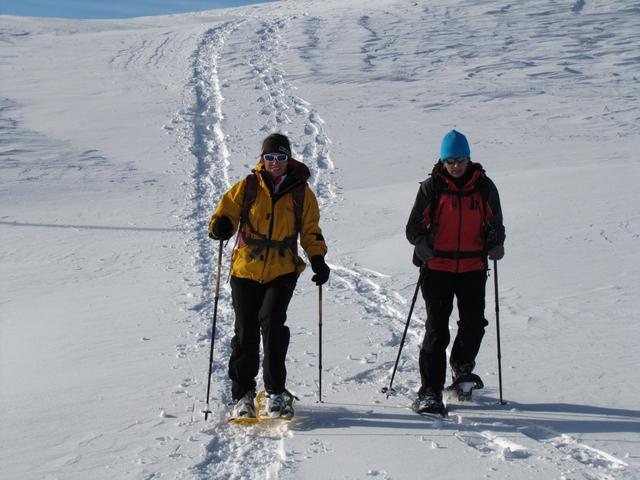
(0, 0, 276, 19)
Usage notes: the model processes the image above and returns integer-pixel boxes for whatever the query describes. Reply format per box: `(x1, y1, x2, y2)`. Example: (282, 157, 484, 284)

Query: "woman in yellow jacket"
(208, 133, 329, 419)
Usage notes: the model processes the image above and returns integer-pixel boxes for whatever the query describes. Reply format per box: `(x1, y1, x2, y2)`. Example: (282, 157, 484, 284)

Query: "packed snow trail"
(181, 18, 296, 480)
(182, 13, 398, 478)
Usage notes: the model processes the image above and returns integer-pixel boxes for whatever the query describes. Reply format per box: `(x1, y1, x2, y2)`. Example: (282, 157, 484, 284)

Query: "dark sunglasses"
(444, 157, 469, 165)
(262, 153, 289, 162)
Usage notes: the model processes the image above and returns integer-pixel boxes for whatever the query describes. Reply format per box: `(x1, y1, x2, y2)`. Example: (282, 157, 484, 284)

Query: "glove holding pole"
(310, 255, 330, 286)
(414, 236, 434, 264)
(486, 226, 505, 261)
(209, 216, 233, 241)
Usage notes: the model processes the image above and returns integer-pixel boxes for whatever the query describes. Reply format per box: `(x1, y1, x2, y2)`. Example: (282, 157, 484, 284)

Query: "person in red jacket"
(405, 130, 505, 414)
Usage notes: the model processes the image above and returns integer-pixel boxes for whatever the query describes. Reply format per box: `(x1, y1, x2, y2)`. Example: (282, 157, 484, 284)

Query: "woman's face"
(262, 152, 289, 178)
(443, 158, 469, 178)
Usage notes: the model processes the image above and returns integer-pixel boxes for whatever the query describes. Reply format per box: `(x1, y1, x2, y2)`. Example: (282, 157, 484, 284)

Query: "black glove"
(310, 255, 330, 286)
(209, 215, 233, 240)
(488, 245, 504, 261)
(414, 236, 434, 264)
(485, 226, 505, 251)
(486, 226, 505, 260)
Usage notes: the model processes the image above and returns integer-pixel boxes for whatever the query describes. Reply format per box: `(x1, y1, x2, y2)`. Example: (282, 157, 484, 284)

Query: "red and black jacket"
(406, 162, 505, 273)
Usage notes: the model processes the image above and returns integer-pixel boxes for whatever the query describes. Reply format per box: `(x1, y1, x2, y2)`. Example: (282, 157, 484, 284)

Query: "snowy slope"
(1, 0, 639, 479)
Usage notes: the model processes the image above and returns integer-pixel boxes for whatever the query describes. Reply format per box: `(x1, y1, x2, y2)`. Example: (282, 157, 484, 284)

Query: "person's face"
(443, 157, 469, 178)
(262, 152, 289, 177)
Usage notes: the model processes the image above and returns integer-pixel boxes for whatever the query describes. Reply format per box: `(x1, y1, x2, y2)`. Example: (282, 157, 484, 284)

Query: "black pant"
(228, 273, 297, 400)
(419, 268, 489, 394)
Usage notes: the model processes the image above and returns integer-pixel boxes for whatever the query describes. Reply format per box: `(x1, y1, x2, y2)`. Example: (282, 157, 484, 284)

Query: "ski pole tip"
(381, 386, 396, 397)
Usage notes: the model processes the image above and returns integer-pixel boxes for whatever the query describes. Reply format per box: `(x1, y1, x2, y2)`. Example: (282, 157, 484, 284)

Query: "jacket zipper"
(261, 179, 301, 275)
(456, 192, 463, 273)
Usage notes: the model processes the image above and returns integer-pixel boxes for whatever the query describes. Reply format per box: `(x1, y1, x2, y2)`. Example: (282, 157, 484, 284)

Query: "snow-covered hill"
(1, 1, 639, 479)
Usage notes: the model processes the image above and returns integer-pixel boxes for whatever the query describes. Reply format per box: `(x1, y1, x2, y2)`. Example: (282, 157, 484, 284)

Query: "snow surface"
(2, 0, 640, 479)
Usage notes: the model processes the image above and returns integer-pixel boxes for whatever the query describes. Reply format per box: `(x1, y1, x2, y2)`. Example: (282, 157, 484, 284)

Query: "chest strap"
(243, 233, 296, 260)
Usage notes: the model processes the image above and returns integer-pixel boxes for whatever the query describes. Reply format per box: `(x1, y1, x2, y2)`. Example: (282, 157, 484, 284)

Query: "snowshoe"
(412, 391, 448, 418)
(228, 390, 257, 424)
(256, 390, 295, 420)
(446, 373, 484, 401)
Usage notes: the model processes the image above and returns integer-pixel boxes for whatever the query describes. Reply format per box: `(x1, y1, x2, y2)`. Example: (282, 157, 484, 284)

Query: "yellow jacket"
(209, 159, 327, 283)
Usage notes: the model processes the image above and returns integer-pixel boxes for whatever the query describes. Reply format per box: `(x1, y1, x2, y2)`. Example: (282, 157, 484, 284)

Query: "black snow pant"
(228, 272, 297, 401)
(418, 268, 489, 394)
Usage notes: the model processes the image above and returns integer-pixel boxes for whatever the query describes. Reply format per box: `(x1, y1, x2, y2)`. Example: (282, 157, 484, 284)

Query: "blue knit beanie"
(440, 130, 470, 161)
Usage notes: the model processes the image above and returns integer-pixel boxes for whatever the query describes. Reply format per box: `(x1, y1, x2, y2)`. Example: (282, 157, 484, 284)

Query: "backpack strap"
(239, 173, 270, 259)
(291, 182, 305, 238)
(240, 173, 259, 230)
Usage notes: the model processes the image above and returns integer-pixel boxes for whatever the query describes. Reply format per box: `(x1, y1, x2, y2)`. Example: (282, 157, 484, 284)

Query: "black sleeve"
(485, 177, 505, 244)
(406, 178, 434, 245)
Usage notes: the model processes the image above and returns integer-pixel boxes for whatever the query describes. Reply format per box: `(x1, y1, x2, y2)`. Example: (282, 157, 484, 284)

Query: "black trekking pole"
(493, 259, 507, 405)
(203, 240, 223, 420)
(381, 269, 425, 397)
(317, 285, 324, 403)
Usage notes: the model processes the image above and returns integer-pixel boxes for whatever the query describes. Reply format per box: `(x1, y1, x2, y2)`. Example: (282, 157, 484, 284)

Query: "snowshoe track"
(247, 15, 337, 207)
(454, 424, 633, 480)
